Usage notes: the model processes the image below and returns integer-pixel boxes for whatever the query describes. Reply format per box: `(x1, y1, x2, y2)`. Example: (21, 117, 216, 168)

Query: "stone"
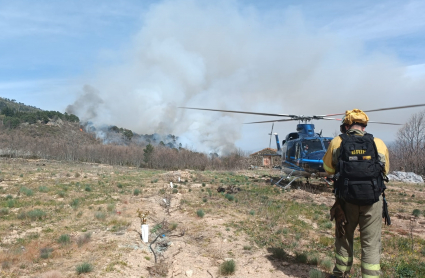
(387, 171, 424, 183)
(185, 269, 193, 277)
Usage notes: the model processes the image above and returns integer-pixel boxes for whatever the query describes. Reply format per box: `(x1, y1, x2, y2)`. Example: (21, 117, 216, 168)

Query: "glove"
(330, 199, 348, 238)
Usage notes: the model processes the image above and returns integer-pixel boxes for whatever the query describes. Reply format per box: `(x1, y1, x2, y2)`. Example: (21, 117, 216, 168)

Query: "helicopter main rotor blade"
(179, 107, 294, 118)
(245, 119, 296, 124)
(322, 103, 425, 117)
(320, 118, 402, 125)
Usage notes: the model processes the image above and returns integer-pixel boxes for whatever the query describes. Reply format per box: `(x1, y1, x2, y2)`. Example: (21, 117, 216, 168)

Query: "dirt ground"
(0, 158, 424, 278)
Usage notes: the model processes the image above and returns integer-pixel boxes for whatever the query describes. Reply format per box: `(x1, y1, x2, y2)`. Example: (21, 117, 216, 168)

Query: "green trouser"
(333, 196, 382, 278)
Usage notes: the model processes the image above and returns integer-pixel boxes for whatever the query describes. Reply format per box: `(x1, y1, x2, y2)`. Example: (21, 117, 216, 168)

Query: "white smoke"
(67, 0, 425, 153)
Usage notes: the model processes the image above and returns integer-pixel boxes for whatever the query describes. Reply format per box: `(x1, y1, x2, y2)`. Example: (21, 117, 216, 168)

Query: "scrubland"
(0, 158, 424, 278)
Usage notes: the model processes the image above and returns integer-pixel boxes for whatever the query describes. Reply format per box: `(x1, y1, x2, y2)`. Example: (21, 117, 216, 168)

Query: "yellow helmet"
(343, 109, 369, 126)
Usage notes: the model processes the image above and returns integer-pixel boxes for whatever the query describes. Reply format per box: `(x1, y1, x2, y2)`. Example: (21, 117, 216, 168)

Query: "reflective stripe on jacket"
(323, 129, 390, 175)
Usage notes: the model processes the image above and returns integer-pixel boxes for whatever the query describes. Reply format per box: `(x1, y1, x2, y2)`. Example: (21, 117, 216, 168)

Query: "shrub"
(2, 261, 11, 269)
(70, 199, 80, 209)
(320, 258, 333, 272)
(20, 187, 34, 196)
(308, 253, 319, 265)
(40, 247, 53, 259)
(95, 212, 106, 220)
(271, 247, 287, 260)
(85, 186, 91, 192)
(76, 262, 93, 274)
(396, 261, 416, 278)
(38, 186, 49, 192)
(107, 203, 115, 212)
(225, 194, 235, 201)
(58, 234, 70, 245)
(133, 188, 141, 196)
(309, 269, 325, 278)
(5, 195, 13, 200)
(77, 232, 92, 247)
(172, 188, 178, 194)
(169, 223, 178, 231)
(202, 197, 207, 202)
(202, 183, 206, 187)
(323, 222, 333, 229)
(295, 252, 308, 263)
(0, 208, 9, 216)
(412, 209, 421, 217)
(196, 209, 205, 218)
(249, 210, 255, 215)
(27, 209, 46, 221)
(58, 191, 66, 198)
(220, 260, 236, 275)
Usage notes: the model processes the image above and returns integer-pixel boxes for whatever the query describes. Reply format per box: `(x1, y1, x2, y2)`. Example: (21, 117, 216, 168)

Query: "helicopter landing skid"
(274, 169, 301, 190)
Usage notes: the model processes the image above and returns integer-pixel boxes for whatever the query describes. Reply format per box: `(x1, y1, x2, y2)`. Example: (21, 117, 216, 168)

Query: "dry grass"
(0, 158, 424, 277)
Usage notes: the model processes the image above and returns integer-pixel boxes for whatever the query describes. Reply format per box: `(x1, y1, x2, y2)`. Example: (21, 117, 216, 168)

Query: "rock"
(387, 171, 424, 183)
(185, 269, 193, 277)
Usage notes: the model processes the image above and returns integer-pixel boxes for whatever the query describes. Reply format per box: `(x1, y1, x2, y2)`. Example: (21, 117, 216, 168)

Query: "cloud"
(66, 0, 425, 153)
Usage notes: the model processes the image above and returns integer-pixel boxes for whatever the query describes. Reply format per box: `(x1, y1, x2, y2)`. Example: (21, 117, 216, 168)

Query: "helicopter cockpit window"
(302, 140, 323, 157)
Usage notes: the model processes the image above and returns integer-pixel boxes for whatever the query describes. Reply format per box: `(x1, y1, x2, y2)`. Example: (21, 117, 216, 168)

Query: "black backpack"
(334, 133, 385, 206)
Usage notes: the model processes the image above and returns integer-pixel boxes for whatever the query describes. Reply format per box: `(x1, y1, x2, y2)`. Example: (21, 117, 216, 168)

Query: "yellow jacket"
(323, 129, 390, 175)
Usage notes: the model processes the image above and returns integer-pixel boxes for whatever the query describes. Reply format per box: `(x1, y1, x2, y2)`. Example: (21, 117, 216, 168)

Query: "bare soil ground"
(0, 158, 424, 278)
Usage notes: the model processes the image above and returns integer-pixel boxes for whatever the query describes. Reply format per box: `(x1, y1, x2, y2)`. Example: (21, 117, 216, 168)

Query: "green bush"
(308, 253, 319, 265)
(133, 188, 141, 196)
(58, 234, 71, 245)
(396, 261, 416, 278)
(196, 209, 205, 218)
(26, 209, 46, 221)
(172, 188, 178, 194)
(309, 269, 325, 278)
(320, 258, 333, 272)
(220, 260, 236, 275)
(85, 186, 92, 192)
(38, 186, 49, 193)
(20, 187, 34, 196)
(76, 262, 93, 274)
(225, 194, 235, 201)
(295, 252, 308, 263)
(70, 198, 80, 209)
(412, 209, 421, 217)
(249, 210, 255, 215)
(271, 247, 287, 260)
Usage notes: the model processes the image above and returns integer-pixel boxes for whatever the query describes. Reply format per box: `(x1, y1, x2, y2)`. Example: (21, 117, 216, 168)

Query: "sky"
(1, 0, 425, 153)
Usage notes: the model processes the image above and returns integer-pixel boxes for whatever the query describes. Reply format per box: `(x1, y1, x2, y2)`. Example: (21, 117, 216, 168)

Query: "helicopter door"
(295, 142, 301, 159)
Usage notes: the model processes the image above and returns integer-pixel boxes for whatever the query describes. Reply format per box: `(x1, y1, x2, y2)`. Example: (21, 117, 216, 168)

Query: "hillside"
(0, 97, 41, 113)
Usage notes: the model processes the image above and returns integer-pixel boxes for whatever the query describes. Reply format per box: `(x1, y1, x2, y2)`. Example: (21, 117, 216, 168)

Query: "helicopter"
(180, 104, 425, 188)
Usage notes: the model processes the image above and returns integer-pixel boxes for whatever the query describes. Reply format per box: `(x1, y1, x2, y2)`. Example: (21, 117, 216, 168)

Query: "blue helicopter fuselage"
(278, 124, 332, 174)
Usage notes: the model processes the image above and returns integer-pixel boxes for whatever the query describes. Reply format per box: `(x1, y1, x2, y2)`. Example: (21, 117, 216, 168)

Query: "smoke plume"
(67, 0, 425, 153)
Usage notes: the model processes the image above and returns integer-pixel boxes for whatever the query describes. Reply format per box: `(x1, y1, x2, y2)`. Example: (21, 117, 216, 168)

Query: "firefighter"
(323, 109, 390, 278)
